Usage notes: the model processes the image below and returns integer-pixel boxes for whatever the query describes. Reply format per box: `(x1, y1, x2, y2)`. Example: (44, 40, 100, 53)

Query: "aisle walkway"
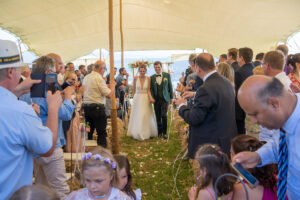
(120, 129, 193, 200)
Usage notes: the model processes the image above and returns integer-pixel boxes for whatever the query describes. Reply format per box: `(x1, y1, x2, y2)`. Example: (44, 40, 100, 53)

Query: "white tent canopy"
(1, 0, 300, 62)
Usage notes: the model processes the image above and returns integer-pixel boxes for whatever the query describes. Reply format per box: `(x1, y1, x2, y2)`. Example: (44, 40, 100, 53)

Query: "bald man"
(233, 75, 300, 199)
(259, 50, 292, 142)
(175, 53, 237, 158)
(47, 53, 64, 74)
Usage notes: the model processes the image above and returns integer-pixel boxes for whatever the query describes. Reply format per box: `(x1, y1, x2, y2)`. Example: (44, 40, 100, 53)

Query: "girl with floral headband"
(188, 144, 235, 200)
(66, 147, 131, 200)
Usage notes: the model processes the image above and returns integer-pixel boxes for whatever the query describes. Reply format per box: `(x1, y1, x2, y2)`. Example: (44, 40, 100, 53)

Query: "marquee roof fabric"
(1, 0, 300, 61)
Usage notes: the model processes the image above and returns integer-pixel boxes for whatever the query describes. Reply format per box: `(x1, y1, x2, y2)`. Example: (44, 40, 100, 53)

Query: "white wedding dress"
(127, 77, 158, 140)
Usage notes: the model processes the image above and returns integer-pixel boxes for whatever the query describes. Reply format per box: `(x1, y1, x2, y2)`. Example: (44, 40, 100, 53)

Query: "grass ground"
(119, 125, 194, 200)
(118, 115, 260, 200)
(67, 113, 260, 199)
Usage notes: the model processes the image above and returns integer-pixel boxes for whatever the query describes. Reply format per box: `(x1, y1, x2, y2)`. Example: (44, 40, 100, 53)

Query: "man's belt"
(84, 103, 104, 107)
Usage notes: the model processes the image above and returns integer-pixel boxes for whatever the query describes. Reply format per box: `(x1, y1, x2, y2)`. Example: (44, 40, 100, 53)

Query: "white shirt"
(203, 70, 217, 82)
(83, 71, 111, 105)
(275, 71, 292, 91)
(156, 73, 162, 85)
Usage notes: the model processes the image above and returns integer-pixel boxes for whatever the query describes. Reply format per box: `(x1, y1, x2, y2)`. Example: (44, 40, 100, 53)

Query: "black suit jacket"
(231, 61, 239, 72)
(179, 72, 237, 158)
(234, 63, 254, 120)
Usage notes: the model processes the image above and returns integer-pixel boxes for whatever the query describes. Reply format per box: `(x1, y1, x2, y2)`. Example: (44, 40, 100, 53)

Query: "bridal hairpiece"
(82, 152, 117, 169)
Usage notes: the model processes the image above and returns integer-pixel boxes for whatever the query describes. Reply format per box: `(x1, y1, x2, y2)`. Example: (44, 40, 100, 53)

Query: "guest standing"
(83, 61, 116, 147)
(175, 53, 237, 158)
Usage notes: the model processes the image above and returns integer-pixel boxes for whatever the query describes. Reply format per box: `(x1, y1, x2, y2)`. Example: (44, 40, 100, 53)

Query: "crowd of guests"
(174, 44, 300, 199)
(0, 39, 134, 199)
(1, 37, 300, 200)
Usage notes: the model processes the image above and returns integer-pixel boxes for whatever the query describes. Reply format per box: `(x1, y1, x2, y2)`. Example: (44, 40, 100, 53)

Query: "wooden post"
(132, 67, 135, 79)
(120, 0, 124, 68)
(18, 41, 23, 62)
(99, 48, 102, 61)
(108, 0, 119, 154)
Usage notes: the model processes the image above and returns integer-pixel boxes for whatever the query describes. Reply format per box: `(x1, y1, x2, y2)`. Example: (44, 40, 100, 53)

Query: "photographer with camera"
(0, 40, 63, 199)
(30, 55, 75, 199)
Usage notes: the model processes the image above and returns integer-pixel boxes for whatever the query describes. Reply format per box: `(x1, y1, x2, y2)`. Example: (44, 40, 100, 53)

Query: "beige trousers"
(34, 148, 69, 199)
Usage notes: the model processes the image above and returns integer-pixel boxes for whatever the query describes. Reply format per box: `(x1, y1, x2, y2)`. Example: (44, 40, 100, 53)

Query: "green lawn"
(119, 126, 193, 199)
(67, 112, 259, 199)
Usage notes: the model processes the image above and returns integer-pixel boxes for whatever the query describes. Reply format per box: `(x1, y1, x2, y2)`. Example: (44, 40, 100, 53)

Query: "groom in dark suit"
(175, 53, 237, 158)
(150, 61, 173, 139)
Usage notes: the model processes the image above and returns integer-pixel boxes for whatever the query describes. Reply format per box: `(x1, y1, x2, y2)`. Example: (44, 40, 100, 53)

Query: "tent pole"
(120, 0, 124, 68)
(132, 68, 134, 79)
(108, 0, 119, 154)
(18, 41, 23, 62)
(99, 48, 102, 61)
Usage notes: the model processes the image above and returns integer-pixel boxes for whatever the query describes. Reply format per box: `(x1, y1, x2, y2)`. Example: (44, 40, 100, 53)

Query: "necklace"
(89, 187, 112, 199)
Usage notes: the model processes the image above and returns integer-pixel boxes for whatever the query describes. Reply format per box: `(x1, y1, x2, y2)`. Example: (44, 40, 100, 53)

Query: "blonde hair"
(64, 71, 76, 82)
(217, 63, 234, 86)
(82, 147, 121, 188)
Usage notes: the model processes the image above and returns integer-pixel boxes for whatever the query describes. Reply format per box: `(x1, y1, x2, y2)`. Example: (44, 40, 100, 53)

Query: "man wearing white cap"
(0, 39, 62, 199)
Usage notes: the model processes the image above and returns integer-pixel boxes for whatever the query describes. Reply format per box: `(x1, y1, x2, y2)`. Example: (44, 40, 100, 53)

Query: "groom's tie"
(156, 74, 161, 77)
(277, 128, 288, 200)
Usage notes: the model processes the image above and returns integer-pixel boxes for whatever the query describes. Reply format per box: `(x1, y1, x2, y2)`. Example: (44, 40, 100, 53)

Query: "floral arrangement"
(128, 60, 151, 69)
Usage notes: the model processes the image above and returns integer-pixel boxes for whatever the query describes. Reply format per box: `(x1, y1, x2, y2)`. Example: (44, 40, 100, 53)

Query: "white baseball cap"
(0, 39, 28, 69)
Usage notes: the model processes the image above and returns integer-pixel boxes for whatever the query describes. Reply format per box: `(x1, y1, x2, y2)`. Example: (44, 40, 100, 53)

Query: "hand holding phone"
(13, 78, 41, 98)
(231, 162, 259, 188)
(46, 91, 63, 111)
(45, 74, 57, 94)
(30, 73, 58, 98)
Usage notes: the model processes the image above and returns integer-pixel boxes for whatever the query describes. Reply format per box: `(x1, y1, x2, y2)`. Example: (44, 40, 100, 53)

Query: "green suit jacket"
(150, 72, 173, 103)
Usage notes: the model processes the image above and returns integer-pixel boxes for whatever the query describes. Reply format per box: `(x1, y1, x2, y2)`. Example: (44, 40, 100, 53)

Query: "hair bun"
(287, 54, 295, 66)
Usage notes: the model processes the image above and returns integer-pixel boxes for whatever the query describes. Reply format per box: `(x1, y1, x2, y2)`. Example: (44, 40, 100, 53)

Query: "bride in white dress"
(127, 65, 158, 140)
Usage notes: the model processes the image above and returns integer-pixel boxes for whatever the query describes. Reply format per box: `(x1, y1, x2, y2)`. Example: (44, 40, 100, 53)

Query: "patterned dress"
(66, 187, 131, 200)
(288, 73, 300, 87)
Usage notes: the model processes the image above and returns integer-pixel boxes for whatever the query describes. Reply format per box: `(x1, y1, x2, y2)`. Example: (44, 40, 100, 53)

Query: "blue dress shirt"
(0, 87, 52, 199)
(256, 93, 300, 199)
(32, 97, 75, 148)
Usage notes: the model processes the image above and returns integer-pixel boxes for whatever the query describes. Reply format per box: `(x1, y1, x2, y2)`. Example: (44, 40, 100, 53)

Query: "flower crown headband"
(82, 152, 117, 169)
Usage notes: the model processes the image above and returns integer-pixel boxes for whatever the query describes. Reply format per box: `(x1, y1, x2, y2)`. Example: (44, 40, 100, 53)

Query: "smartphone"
(30, 73, 45, 98)
(30, 73, 57, 98)
(231, 163, 259, 188)
(45, 73, 57, 96)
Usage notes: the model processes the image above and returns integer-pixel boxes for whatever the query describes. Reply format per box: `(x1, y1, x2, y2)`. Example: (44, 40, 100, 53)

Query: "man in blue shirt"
(31, 55, 75, 199)
(0, 39, 62, 199)
(233, 75, 300, 199)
